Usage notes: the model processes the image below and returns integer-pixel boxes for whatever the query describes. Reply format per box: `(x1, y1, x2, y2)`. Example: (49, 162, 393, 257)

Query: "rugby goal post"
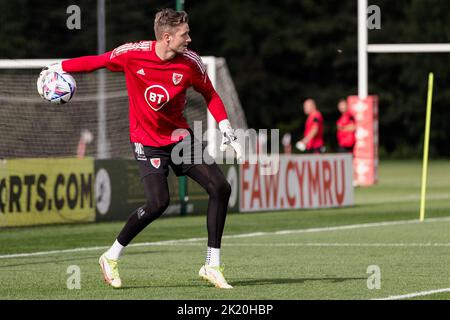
(357, 0, 449, 219)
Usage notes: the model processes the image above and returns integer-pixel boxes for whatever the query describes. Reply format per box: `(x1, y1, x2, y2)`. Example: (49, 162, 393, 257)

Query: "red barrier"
(347, 95, 379, 186)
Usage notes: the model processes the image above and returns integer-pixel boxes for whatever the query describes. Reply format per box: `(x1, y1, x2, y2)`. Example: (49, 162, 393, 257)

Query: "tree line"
(1, 0, 449, 157)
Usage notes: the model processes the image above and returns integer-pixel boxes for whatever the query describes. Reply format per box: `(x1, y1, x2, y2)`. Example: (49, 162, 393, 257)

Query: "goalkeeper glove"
(36, 62, 63, 98)
(218, 119, 243, 163)
(296, 141, 306, 152)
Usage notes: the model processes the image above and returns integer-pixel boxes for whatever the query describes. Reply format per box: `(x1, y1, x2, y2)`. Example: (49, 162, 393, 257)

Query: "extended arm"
(193, 69, 242, 162)
(36, 51, 122, 98)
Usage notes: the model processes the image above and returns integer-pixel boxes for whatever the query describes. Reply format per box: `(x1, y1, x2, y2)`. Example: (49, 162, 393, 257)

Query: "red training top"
(304, 110, 324, 150)
(336, 111, 356, 148)
(62, 40, 228, 147)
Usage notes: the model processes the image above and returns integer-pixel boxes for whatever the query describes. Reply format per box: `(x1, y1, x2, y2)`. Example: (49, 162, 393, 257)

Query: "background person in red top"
(296, 98, 325, 153)
(37, 8, 241, 289)
(336, 99, 356, 153)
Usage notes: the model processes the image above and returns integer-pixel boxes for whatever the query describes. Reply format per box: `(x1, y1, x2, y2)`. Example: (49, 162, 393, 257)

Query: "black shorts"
(337, 146, 354, 153)
(132, 131, 215, 178)
(306, 146, 326, 154)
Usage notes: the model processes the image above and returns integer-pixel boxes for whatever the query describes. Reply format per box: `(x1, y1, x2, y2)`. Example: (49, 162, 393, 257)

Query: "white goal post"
(357, 0, 450, 99)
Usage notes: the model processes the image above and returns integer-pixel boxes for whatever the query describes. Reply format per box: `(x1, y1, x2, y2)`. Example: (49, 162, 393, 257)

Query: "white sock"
(206, 247, 220, 267)
(105, 239, 124, 260)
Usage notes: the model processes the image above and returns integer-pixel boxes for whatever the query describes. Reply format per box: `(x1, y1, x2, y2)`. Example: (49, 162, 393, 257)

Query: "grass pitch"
(1, 160, 450, 300)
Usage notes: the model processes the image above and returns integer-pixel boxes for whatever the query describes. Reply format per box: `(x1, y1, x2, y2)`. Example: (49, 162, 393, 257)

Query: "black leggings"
(117, 163, 231, 248)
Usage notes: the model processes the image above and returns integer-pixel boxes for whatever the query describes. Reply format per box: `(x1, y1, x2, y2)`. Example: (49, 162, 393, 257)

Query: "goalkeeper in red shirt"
(37, 8, 242, 289)
(296, 99, 325, 153)
(336, 99, 356, 153)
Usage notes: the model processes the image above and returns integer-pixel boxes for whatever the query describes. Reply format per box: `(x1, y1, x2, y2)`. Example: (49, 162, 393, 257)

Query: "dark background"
(1, 0, 449, 157)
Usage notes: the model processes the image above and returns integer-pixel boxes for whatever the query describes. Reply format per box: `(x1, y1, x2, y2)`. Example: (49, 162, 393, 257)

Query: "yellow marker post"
(420, 73, 434, 221)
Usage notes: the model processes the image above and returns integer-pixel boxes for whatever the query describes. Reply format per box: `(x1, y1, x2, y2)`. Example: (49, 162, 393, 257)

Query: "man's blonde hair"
(154, 8, 188, 40)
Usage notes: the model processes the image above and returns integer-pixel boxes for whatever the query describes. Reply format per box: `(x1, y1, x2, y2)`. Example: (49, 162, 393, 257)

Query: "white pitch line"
(1, 216, 450, 260)
(139, 242, 450, 247)
(0, 246, 110, 259)
(373, 288, 450, 300)
(363, 193, 450, 205)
